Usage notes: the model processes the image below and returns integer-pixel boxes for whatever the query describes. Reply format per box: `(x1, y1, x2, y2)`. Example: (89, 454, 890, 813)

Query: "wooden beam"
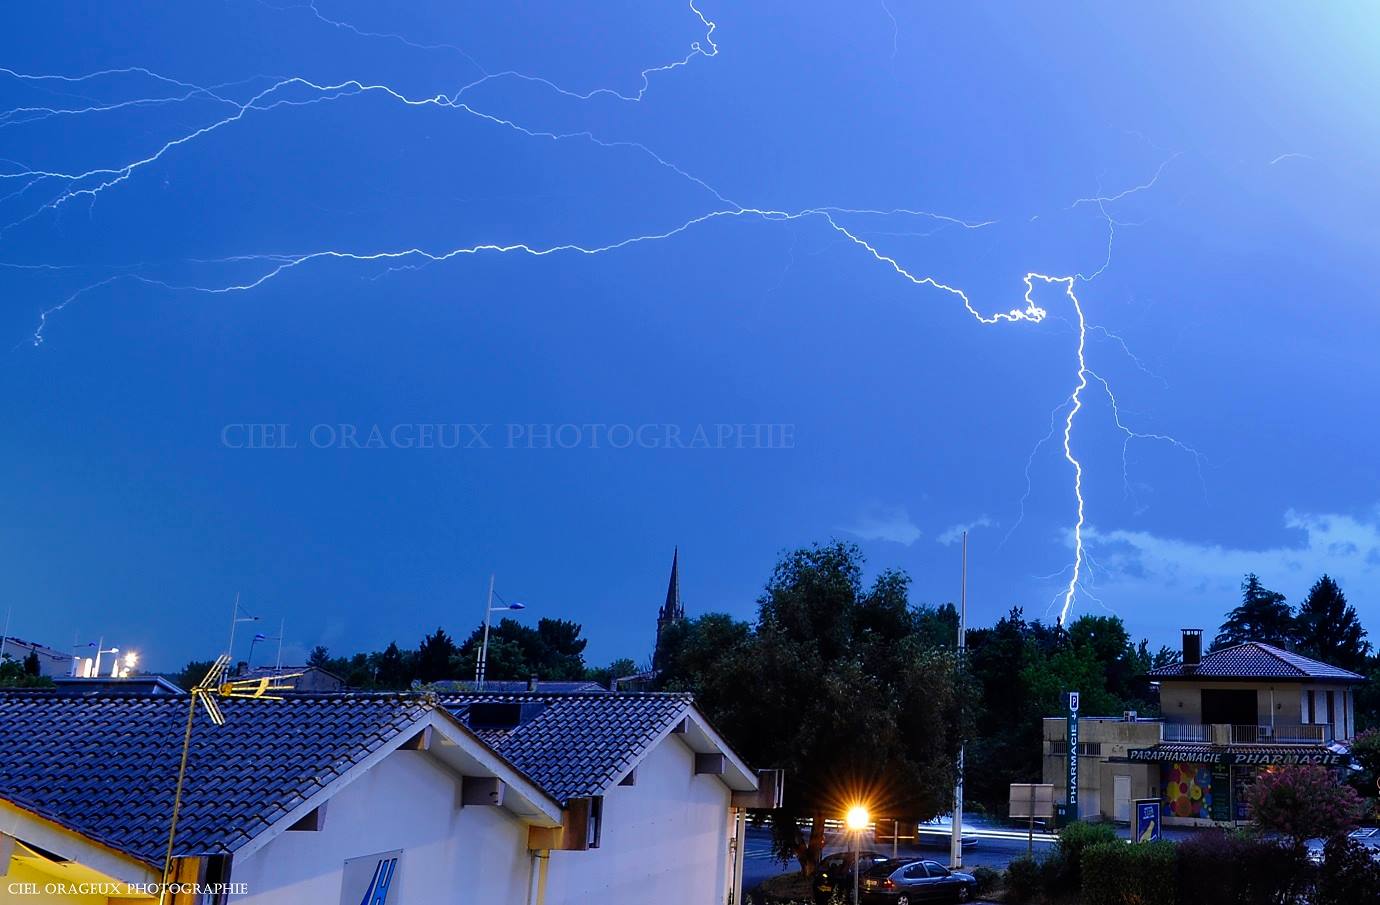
(461, 777, 506, 807)
(287, 803, 327, 832)
(694, 753, 726, 776)
(399, 726, 433, 751)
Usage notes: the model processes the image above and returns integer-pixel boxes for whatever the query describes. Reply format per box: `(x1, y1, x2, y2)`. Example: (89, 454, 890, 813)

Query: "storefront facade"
(1042, 630, 1364, 827)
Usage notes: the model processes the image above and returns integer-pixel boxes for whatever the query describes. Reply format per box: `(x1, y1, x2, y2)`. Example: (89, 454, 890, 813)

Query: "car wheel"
(896, 897, 909, 905)
(955, 885, 971, 903)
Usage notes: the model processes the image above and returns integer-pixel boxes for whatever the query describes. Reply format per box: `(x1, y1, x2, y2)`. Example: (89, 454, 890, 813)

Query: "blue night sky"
(2, 2, 1379, 672)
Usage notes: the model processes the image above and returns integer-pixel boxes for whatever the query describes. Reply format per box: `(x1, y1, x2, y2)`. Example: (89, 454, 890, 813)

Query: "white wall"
(230, 750, 531, 905)
(543, 734, 732, 905)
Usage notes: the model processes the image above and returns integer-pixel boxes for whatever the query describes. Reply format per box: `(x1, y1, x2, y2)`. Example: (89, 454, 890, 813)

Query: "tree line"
(651, 547, 1378, 874)
(173, 617, 637, 693)
(157, 543, 1376, 878)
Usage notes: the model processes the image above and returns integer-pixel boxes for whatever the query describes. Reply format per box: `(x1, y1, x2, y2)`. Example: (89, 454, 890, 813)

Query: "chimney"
(1182, 629, 1203, 672)
(527, 674, 539, 692)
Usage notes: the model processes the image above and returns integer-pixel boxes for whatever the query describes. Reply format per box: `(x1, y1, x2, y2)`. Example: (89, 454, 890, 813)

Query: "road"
(742, 822, 1058, 896)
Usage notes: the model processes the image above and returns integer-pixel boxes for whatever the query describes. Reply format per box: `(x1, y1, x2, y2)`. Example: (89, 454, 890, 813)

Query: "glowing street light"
(116, 651, 139, 678)
(846, 805, 870, 905)
(845, 805, 870, 831)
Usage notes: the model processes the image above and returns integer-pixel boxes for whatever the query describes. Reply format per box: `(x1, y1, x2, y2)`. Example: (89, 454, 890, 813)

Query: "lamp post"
(846, 805, 870, 905)
(247, 632, 270, 670)
(474, 574, 526, 690)
(93, 639, 119, 678)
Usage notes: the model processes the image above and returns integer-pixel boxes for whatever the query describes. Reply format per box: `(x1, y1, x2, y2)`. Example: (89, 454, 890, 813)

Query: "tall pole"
(274, 618, 285, 672)
(476, 573, 495, 688)
(0, 606, 11, 661)
(852, 826, 861, 905)
(226, 592, 241, 660)
(950, 531, 967, 869)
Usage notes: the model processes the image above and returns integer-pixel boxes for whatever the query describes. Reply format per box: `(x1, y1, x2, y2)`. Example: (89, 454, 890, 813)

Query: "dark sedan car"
(813, 851, 895, 904)
(859, 859, 978, 904)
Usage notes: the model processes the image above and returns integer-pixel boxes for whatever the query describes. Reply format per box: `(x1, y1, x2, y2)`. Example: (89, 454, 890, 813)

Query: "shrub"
(1047, 821, 1118, 895)
(1082, 840, 1176, 905)
(970, 865, 999, 896)
(1314, 836, 1380, 905)
(1004, 854, 1044, 904)
(1175, 831, 1311, 905)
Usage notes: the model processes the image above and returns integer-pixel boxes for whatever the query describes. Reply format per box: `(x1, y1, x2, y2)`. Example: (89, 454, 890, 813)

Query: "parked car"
(813, 851, 895, 904)
(859, 859, 978, 904)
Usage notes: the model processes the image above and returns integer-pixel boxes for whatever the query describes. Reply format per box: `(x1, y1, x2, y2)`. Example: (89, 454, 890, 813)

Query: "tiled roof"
(442, 692, 692, 802)
(0, 691, 433, 865)
(1147, 642, 1364, 682)
(427, 680, 609, 694)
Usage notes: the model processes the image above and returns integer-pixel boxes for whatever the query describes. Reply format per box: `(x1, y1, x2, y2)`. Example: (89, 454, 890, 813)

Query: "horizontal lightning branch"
(2, 2, 1197, 626)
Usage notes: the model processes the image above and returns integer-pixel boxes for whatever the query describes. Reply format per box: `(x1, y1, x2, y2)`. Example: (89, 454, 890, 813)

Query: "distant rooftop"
(442, 691, 697, 802)
(425, 679, 609, 694)
(1148, 642, 1365, 683)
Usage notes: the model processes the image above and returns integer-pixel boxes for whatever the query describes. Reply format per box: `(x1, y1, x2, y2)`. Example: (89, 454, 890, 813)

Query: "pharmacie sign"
(1066, 691, 1080, 819)
(1126, 748, 1349, 767)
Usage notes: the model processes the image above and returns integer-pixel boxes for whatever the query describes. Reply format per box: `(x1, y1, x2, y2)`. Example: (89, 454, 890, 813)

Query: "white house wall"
(229, 749, 531, 905)
(544, 733, 733, 905)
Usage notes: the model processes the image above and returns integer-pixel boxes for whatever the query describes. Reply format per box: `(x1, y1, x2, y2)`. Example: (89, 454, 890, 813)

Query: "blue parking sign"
(1134, 799, 1160, 843)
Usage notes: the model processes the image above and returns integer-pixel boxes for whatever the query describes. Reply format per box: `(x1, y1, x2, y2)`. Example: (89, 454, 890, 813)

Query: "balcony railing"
(1161, 722, 1333, 745)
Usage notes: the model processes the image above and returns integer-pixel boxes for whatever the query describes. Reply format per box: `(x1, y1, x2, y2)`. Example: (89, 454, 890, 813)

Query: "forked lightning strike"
(1, 2, 1197, 626)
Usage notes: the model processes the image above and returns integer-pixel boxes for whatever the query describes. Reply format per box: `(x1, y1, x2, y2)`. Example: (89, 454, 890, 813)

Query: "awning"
(1123, 744, 1349, 767)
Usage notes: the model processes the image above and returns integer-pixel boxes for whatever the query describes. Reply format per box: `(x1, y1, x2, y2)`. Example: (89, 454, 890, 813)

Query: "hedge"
(1082, 840, 1176, 905)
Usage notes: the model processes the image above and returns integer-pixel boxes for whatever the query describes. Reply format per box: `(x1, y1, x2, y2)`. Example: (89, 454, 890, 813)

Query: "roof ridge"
(1245, 641, 1308, 677)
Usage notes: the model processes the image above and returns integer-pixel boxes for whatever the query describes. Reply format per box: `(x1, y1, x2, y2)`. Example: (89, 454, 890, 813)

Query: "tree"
(22, 651, 40, 676)
(657, 542, 973, 876)
(0, 656, 52, 688)
(416, 627, 458, 682)
(307, 645, 331, 669)
(1295, 575, 1370, 672)
(583, 657, 639, 689)
(374, 641, 412, 689)
(458, 617, 591, 681)
(1212, 573, 1295, 650)
(1247, 764, 1363, 850)
(173, 659, 218, 691)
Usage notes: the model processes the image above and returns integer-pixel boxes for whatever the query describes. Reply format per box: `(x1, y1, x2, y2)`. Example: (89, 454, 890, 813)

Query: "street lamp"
(247, 633, 270, 669)
(119, 652, 139, 678)
(846, 805, 870, 905)
(93, 639, 119, 678)
(474, 574, 526, 690)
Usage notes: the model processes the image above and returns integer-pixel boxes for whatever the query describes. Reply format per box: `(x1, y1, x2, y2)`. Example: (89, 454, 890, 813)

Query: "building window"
(1050, 740, 1102, 756)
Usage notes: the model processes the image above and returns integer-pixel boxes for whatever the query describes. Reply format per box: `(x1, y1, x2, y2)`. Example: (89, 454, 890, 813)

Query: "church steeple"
(655, 547, 685, 654)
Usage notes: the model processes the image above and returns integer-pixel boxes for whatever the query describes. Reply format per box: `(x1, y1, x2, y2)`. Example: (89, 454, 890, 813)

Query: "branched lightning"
(2, 3, 1201, 627)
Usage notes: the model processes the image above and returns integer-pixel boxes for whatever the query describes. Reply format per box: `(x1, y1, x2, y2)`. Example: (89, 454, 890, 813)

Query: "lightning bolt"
(3, 3, 1199, 628)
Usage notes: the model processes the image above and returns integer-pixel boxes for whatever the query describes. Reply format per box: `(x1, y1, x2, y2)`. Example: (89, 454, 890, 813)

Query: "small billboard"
(1009, 783, 1055, 819)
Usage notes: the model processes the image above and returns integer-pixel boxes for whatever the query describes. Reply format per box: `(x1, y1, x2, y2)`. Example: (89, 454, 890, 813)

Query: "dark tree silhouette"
(1212, 573, 1295, 650)
(1296, 575, 1370, 672)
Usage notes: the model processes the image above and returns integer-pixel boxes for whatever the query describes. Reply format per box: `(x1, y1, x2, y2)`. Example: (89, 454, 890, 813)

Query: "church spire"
(655, 547, 685, 658)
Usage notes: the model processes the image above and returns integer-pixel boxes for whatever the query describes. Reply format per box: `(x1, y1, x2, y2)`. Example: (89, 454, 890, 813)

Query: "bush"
(1314, 836, 1380, 905)
(1246, 764, 1363, 848)
(1004, 854, 1044, 904)
(1082, 840, 1176, 905)
(1047, 821, 1119, 895)
(1174, 831, 1311, 905)
(970, 865, 999, 896)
